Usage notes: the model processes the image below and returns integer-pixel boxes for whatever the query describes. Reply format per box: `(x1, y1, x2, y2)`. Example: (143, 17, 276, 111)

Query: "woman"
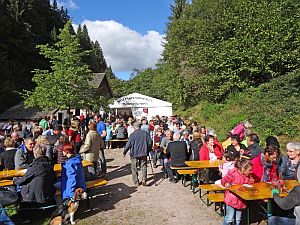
(79, 122, 103, 180)
(13, 143, 56, 207)
(189, 132, 203, 161)
(232, 120, 252, 142)
(199, 135, 223, 160)
(0, 137, 17, 170)
(67, 121, 81, 153)
(225, 134, 246, 160)
(61, 144, 86, 200)
(278, 142, 300, 180)
(53, 134, 68, 164)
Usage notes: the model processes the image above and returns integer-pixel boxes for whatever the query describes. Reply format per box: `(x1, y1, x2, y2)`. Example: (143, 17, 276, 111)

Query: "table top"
(0, 160, 93, 180)
(229, 180, 299, 201)
(185, 160, 220, 169)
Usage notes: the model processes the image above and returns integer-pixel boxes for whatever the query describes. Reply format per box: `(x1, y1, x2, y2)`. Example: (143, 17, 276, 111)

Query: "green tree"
(23, 20, 99, 111)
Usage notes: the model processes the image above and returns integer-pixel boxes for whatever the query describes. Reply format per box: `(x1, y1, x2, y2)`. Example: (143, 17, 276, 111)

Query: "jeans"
(223, 205, 243, 225)
(268, 216, 296, 225)
(98, 148, 107, 174)
(152, 150, 161, 166)
(164, 159, 174, 180)
(0, 207, 14, 225)
(131, 156, 147, 185)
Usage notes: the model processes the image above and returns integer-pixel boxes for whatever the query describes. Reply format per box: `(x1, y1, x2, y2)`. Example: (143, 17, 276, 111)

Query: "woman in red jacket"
(199, 135, 224, 160)
(251, 144, 279, 182)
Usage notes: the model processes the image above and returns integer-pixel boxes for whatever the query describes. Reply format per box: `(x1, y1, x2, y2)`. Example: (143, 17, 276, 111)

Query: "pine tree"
(93, 40, 107, 72)
(23, 20, 98, 110)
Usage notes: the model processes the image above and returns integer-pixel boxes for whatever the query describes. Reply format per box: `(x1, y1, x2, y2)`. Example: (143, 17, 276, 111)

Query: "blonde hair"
(4, 137, 15, 148)
(35, 135, 49, 145)
(33, 143, 47, 158)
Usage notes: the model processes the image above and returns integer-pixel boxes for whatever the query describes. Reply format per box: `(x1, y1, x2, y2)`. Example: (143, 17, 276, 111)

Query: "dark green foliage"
(163, 0, 300, 103)
(178, 70, 300, 140)
(76, 25, 107, 73)
(23, 20, 98, 110)
(0, 0, 69, 113)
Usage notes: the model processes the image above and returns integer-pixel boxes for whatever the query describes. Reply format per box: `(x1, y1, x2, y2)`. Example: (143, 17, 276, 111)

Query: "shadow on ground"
(76, 182, 137, 220)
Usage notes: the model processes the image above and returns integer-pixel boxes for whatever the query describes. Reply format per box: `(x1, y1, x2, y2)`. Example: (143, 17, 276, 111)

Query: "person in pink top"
(221, 159, 253, 225)
(232, 120, 252, 141)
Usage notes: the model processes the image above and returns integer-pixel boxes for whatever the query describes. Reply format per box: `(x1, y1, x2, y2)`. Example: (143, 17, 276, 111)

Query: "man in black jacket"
(165, 133, 188, 182)
(123, 122, 151, 186)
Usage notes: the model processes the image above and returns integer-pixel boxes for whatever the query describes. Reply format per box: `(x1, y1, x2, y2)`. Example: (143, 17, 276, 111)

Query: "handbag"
(0, 187, 19, 206)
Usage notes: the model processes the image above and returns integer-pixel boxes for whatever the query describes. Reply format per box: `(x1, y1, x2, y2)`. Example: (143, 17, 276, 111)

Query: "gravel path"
(75, 148, 224, 225)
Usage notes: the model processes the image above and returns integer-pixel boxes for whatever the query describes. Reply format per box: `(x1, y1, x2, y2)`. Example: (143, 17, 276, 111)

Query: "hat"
(207, 128, 217, 137)
(133, 122, 140, 129)
(182, 130, 189, 135)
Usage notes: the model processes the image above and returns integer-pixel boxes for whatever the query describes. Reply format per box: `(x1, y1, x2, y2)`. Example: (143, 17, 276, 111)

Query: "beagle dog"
(50, 188, 86, 225)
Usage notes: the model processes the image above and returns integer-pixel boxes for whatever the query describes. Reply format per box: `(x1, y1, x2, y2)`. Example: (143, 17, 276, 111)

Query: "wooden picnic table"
(228, 180, 299, 224)
(110, 139, 128, 142)
(185, 160, 220, 169)
(0, 179, 13, 187)
(229, 180, 298, 201)
(0, 160, 93, 180)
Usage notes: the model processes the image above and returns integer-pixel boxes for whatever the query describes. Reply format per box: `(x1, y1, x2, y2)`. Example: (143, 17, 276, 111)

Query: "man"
(247, 133, 263, 159)
(11, 131, 23, 148)
(95, 113, 107, 175)
(39, 116, 49, 131)
(123, 122, 151, 186)
(165, 133, 188, 182)
(15, 137, 36, 169)
(49, 115, 59, 129)
(43, 125, 63, 145)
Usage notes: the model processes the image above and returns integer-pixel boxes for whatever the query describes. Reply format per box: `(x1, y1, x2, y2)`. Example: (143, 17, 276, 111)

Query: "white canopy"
(109, 93, 173, 119)
(109, 93, 172, 109)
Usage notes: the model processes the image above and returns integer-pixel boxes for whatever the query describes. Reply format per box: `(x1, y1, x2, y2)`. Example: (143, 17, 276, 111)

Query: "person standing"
(94, 113, 107, 175)
(80, 122, 103, 180)
(123, 122, 151, 186)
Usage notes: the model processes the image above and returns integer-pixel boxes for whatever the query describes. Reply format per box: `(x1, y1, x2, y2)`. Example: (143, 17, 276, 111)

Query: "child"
(221, 159, 253, 225)
(215, 153, 235, 186)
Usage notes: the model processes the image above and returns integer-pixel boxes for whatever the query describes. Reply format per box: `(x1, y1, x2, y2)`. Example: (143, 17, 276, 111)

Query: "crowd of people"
(0, 114, 300, 225)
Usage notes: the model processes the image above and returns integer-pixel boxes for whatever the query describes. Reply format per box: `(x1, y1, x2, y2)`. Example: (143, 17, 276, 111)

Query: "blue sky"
(57, 0, 173, 80)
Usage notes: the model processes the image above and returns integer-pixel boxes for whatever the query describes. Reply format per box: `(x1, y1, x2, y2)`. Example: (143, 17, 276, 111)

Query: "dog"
(50, 188, 87, 225)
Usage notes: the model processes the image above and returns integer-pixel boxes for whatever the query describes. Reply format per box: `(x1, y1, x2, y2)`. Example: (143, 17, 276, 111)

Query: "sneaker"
(141, 181, 147, 186)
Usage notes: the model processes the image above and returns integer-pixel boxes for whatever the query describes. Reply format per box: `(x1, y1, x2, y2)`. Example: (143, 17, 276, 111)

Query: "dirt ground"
(75, 148, 225, 225)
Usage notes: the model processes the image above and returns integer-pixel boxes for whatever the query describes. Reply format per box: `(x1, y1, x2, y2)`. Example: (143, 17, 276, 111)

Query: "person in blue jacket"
(61, 143, 86, 200)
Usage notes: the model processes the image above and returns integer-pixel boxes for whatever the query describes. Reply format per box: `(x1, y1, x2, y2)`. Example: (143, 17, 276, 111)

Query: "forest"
(109, 0, 300, 141)
(1, 0, 300, 142)
(0, 0, 107, 113)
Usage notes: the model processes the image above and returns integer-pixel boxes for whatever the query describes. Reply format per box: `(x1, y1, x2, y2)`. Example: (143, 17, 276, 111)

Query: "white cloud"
(76, 20, 164, 72)
(56, 0, 79, 10)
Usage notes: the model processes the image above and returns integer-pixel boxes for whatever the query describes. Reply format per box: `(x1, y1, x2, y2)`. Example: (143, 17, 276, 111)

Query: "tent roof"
(109, 93, 172, 109)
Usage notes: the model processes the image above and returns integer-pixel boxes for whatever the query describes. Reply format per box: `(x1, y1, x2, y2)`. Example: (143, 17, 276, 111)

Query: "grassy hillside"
(177, 69, 300, 147)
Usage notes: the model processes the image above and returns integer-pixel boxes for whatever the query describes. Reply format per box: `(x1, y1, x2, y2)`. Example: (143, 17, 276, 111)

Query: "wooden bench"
(177, 169, 198, 193)
(199, 184, 225, 205)
(56, 179, 108, 208)
(206, 193, 225, 216)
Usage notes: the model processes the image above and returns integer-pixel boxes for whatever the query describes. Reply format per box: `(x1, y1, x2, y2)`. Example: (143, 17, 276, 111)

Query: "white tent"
(109, 93, 173, 120)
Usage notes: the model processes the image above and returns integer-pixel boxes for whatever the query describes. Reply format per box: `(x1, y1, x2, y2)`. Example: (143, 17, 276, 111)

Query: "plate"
(243, 184, 253, 188)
